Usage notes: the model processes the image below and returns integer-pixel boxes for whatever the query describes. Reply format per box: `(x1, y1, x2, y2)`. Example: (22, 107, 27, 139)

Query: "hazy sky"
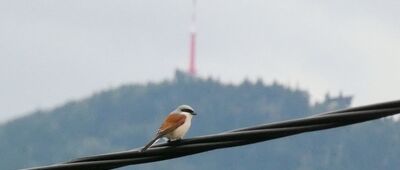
(1, 0, 400, 122)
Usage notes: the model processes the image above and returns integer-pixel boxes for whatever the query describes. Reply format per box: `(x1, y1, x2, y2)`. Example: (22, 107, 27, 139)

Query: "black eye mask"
(181, 108, 196, 115)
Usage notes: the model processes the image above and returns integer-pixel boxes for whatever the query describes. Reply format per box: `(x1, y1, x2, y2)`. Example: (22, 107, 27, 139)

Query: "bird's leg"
(167, 139, 182, 146)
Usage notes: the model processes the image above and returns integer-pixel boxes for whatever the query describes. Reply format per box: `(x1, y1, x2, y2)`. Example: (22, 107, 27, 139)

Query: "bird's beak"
(192, 112, 197, 115)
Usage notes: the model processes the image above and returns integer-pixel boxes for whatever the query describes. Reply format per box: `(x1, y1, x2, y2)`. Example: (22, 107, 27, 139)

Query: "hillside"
(1, 71, 399, 170)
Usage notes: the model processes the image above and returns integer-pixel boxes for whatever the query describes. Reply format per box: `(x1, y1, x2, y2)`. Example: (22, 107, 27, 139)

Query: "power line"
(25, 100, 400, 170)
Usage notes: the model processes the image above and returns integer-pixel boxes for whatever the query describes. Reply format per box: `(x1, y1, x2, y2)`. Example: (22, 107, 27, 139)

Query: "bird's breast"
(166, 114, 192, 140)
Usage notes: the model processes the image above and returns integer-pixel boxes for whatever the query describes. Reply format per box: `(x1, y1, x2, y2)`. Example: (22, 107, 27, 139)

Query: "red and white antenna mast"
(188, 0, 197, 76)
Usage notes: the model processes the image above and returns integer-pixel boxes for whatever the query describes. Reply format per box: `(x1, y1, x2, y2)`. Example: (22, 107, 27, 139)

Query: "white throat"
(180, 111, 193, 120)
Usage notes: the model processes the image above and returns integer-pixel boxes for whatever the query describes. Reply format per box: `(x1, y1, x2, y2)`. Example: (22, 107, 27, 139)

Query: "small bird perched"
(140, 105, 197, 152)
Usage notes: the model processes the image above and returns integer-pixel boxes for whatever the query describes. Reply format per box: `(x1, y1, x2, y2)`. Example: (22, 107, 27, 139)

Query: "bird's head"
(176, 105, 197, 116)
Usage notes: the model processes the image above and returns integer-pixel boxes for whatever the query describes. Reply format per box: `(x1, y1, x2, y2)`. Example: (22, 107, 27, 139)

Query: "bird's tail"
(140, 134, 163, 152)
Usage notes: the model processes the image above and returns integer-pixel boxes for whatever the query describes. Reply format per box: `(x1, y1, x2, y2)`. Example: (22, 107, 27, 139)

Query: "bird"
(140, 105, 197, 152)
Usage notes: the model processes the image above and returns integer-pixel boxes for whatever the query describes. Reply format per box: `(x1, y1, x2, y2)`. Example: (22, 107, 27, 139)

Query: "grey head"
(176, 105, 197, 115)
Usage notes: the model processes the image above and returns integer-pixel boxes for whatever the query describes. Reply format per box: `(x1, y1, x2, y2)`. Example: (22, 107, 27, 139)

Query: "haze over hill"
(1, 71, 399, 170)
(2, 1, 400, 122)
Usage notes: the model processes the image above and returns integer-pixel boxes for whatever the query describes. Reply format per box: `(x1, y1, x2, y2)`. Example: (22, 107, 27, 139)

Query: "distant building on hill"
(312, 93, 353, 114)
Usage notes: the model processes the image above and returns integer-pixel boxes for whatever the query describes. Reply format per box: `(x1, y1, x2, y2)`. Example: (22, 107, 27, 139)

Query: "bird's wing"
(157, 113, 186, 136)
(140, 113, 186, 152)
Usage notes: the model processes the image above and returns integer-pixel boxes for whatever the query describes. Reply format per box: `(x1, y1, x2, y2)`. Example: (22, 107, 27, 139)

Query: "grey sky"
(1, 0, 400, 122)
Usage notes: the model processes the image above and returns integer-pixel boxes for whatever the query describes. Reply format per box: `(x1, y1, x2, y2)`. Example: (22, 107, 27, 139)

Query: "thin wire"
(24, 100, 400, 170)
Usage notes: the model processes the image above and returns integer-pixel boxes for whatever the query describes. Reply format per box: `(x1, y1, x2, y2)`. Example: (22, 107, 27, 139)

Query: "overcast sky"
(1, 0, 399, 122)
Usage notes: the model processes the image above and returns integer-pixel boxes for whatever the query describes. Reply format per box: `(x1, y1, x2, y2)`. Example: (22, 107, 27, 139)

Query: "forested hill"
(1, 71, 399, 170)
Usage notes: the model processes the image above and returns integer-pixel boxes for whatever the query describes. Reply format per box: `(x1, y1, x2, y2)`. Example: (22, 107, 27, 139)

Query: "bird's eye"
(181, 108, 194, 113)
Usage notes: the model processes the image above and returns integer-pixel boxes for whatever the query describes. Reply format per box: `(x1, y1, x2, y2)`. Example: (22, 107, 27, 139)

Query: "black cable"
(232, 107, 400, 132)
(24, 100, 400, 170)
